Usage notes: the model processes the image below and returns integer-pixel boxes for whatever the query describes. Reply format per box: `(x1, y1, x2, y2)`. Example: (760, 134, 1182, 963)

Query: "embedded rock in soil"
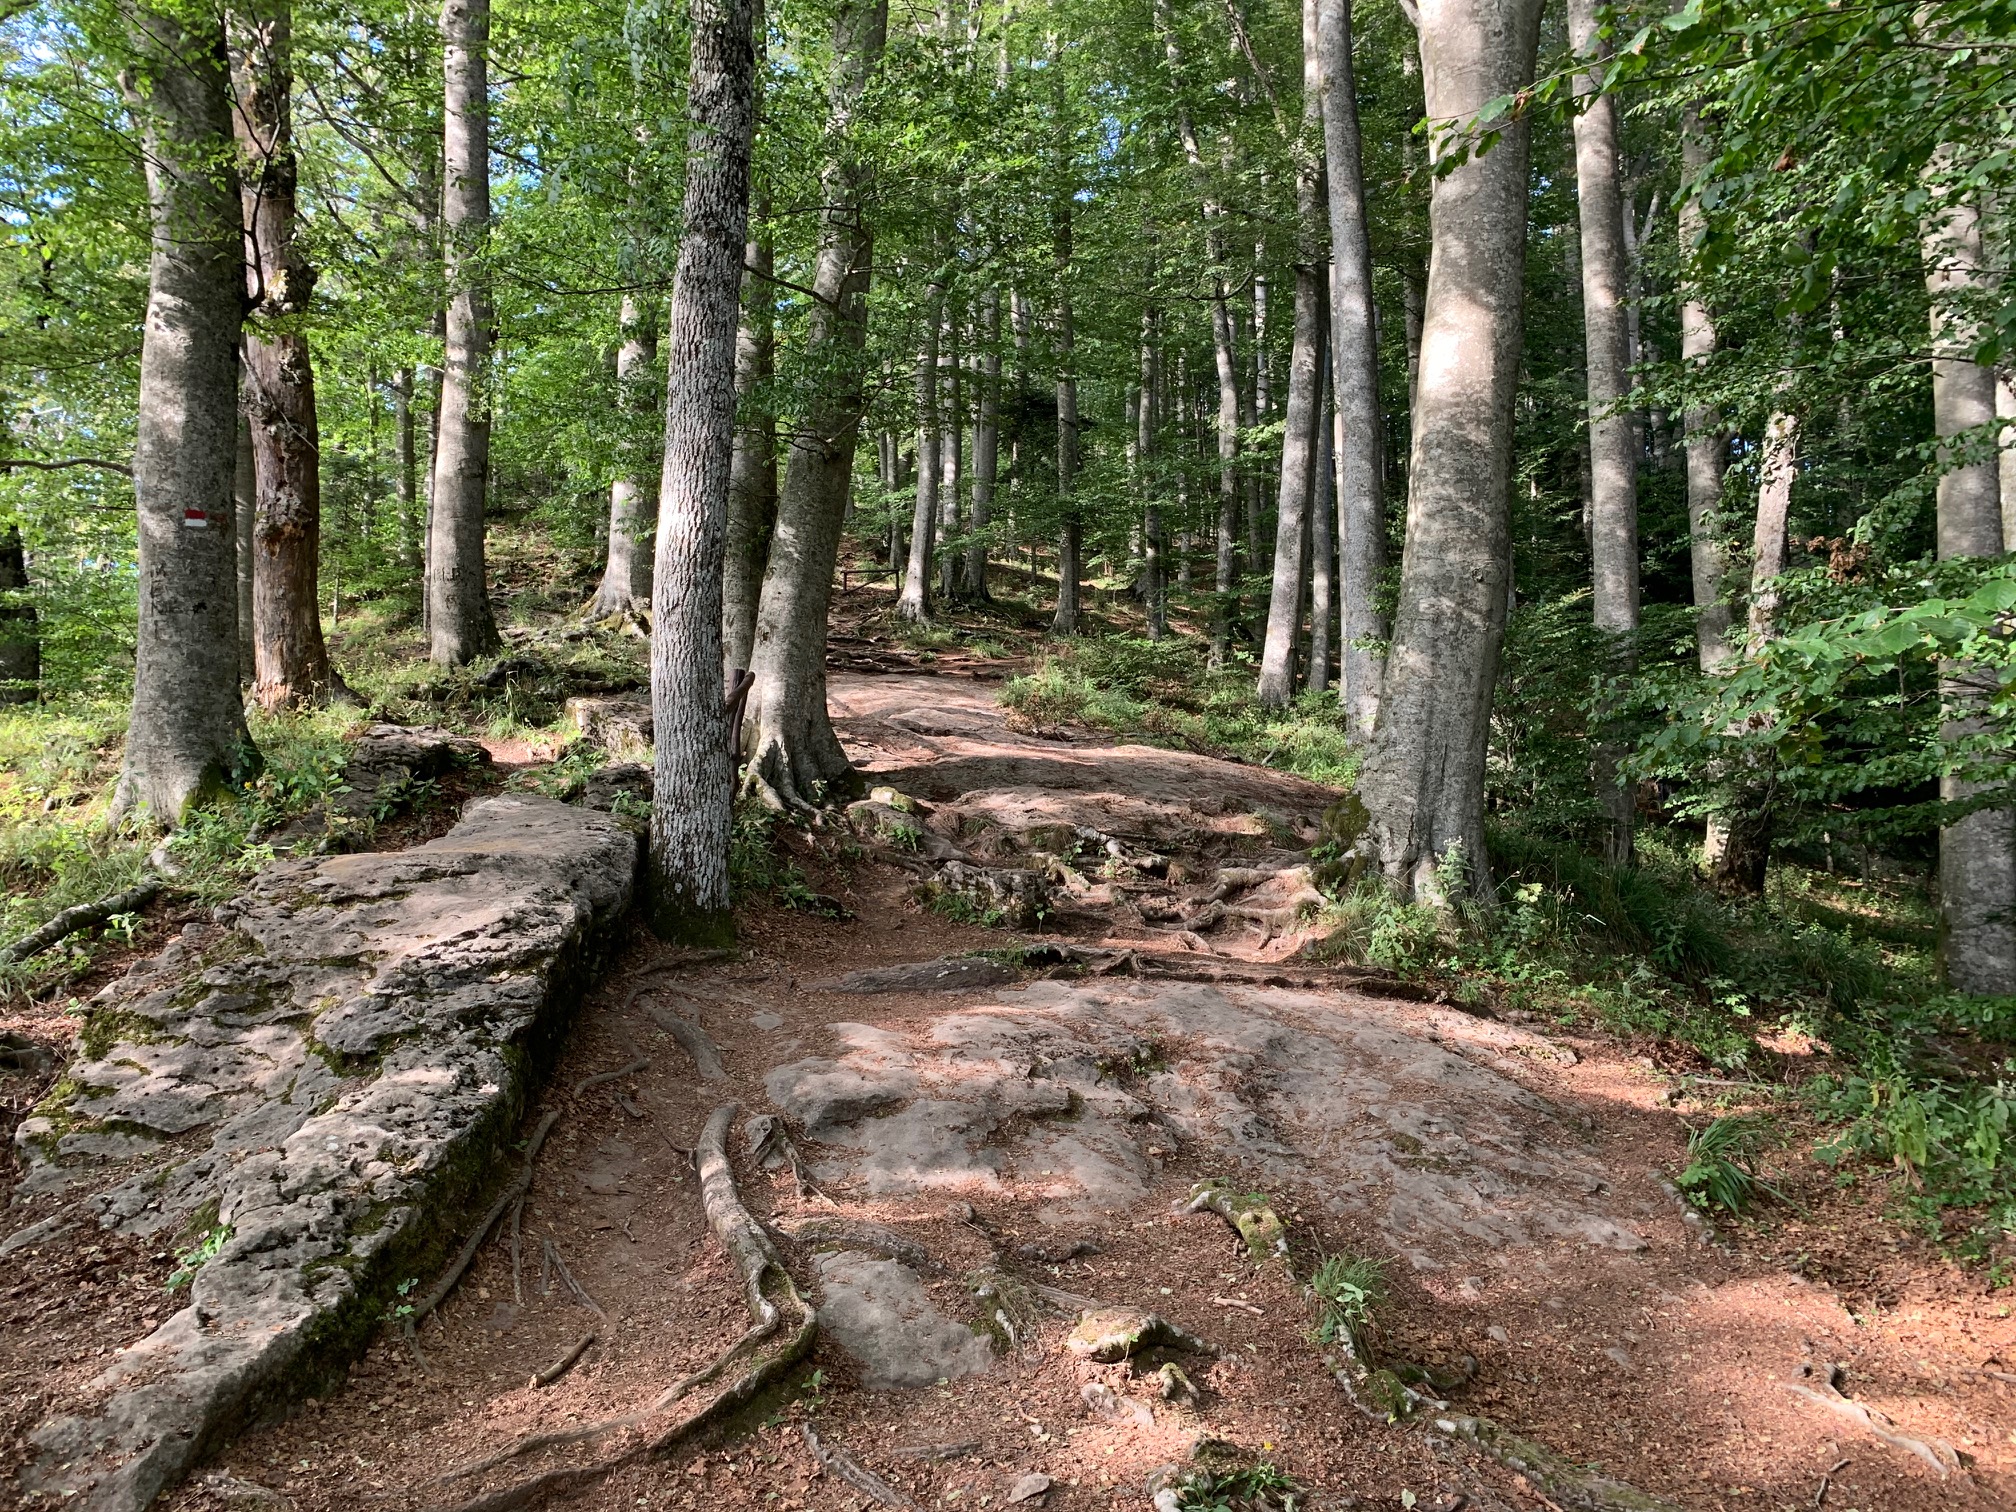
(565, 694, 653, 753)
(922, 861, 1050, 929)
(266, 724, 491, 850)
(814, 1250, 995, 1389)
(772, 979, 1650, 1259)
(811, 957, 1022, 995)
(11, 794, 640, 1512)
(576, 760, 652, 812)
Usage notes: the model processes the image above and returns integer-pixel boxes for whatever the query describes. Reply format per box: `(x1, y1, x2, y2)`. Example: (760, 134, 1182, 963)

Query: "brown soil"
(5, 670, 2012, 1512)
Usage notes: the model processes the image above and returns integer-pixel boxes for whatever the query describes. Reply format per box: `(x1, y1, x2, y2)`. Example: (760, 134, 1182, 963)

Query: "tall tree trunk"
(233, 408, 255, 684)
(0, 526, 37, 704)
(1258, 0, 1328, 708)
(233, 0, 345, 710)
(1679, 103, 1733, 677)
(1997, 370, 2016, 550)
(722, 233, 778, 675)
(939, 312, 964, 601)
(1924, 181, 2016, 992)
(1051, 265, 1081, 636)
(1141, 313, 1168, 639)
(1747, 408, 1797, 646)
(1319, 0, 1388, 737)
(742, 0, 886, 809)
(1355, 0, 1543, 903)
(590, 295, 660, 619)
(1306, 340, 1335, 693)
(112, 6, 256, 824)
(427, 0, 501, 665)
(649, 0, 757, 941)
(393, 366, 418, 562)
(898, 284, 943, 622)
(968, 287, 1000, 600)
(1567, 0, 1638, 865)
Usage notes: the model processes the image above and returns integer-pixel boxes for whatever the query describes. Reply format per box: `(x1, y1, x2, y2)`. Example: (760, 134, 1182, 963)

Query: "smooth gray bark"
(1747, 407, 1796, 646)
(722, 236, 777, 675)
(1306, 347, 1335, 694)
(113, 5, 255, 824)
(1317, 0, 1387, 736)
(233, 409, 255, 684)
(1355, 0, 1543, 903)
(392, 366, 418, 561)
(1998, 370, 2016, 550)
(1141, 316, 1167, 638)
(939, 313, 963, 601)
(1924, 186, 2016, 992)
(967, 287, 1000, 600)
(649, 0, 757, 941)
(426, 0, 501, 665)
(1051, 253, 1082, 637)
(897, 284, 943, 622)
(590, 295, 660, 619)
(1679, 103, 1733, 677)
(742, 0, 885, 809)
(1567, 0, 1639, 865)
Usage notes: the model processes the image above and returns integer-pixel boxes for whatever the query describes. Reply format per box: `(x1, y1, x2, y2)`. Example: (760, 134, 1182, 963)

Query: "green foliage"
(1170, 1461, 1300, 1512)
(726, 797, 830, 914)
(166, 1225, 231, 1291)
(1308, 1253, 1387, 1348)
(1675, 1115, 1780, 1215)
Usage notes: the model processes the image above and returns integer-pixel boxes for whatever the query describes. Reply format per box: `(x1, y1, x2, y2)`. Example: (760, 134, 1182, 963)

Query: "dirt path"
(28, 673, 2014, 1512)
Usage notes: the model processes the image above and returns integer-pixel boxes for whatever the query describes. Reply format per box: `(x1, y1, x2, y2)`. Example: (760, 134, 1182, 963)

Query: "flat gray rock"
(12, 795, 639, 1512)
(814, 1250, 994, 1390)
(811, 956, 1021, 995)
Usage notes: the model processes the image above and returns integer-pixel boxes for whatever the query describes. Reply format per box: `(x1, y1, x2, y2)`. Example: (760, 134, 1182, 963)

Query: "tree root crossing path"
(3, 675, 2007, 1512)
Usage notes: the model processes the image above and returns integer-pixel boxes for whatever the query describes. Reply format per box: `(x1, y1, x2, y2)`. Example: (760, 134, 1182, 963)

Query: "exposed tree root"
(543, 1239, 608, 1321)
(532, 1332, 595, 1388)
(0, 876, 164, 963)
(1184, 1179, 1289, 1261)
(638, 998, 727, 1081)
(744, 1112, 825, 1200)
(572, 1058, 649, 1097)
(803, 1422, 917, 1508)
(1782, 1361, 1963, 1476)
(1430, 1413, 1685, 1512)
(412, 1109, 561, 1326)
(429, 1102, 816, 1512)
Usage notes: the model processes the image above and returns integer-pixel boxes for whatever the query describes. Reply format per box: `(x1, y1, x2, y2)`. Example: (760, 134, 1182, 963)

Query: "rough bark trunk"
(233, 408, 255, 684)
(1998, 369, 2016, 550)
(649, 0, 757, 942)
(427, 0, 501, 665)
(742, 0, 886, 810)
(232, 0, 344, 710)
(393, 366, 418, 561)
(1318, 0, 1387, 737)
(0, 525, 37, 704)
(590, 295, 660, 619)
(939, 314, 964, 601)
(1747, 408, 1796, 646)
(1924, 184, 2016, 992)
(967, 287, 999, 600)
(1307, 343, 1335, 694)
(1141, 315, 1167, 639)
(112, 6, 256, 824)
(722, 235, 777, 675)
(1051, 271, 1081, 637)
(1355, 0, 1542, 904)
(1567, 0, 1639, 865)
(898, 284, 943, 622)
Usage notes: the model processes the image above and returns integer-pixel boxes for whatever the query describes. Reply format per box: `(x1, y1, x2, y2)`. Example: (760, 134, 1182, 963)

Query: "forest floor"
(1, 562, 2012, 1512)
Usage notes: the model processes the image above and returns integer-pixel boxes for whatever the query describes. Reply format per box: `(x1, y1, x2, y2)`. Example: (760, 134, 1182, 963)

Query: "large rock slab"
(813, 1250, 994, 1389)
(10, 795, 640, 1512)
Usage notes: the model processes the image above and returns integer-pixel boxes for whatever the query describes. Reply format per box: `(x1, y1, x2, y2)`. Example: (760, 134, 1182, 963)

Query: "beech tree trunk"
(1306, 347, 1335, 694)
(1052, 268, 1082, 637)
(232, 0, 345, 710)
(1923, 183, 2016, 993)
(1317, 0, 1386, 737)
(1355, 0, 1543, 903)
(393, 366, 418, 561)
(1679, 103, 1733, 678)
(649, 0, 757, 942)
(939, 315, 964, 601)
(898, 284, 943, 622)
(742, 0, 886, 809)
(722, 235, 778, 675)
(1141, 315, 1167, 639)
(1567, 0, 1639, 865)
(590, 295, 660, 619)
(968, 287, 1000, 600)
(0, 526, 36, 704)
(112, 5, 256, 824)
(427, 0, 501, 665)
(233, 410, 255, 684)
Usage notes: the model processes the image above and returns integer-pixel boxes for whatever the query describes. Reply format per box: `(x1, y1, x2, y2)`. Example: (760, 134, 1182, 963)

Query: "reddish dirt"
(5, 669, 2013, 1512)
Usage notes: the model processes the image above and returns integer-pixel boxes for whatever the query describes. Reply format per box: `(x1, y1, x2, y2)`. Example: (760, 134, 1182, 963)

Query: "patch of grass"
(1308, 1253, 1387, 1348)
(1675, 1115, 1783, 1215)
(166, 1223, 230, 1290)
(727, 798, 835, 914)
(1170, 1460, 1300, 1512)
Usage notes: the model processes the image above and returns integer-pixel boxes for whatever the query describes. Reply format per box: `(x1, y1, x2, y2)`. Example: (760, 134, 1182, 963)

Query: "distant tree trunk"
(1998, 370, 2016, 550)
(649, 0, 757, 942)
(1747, 408, 1797, 646)
(940, 311, 964, 601)
(0, 526, 37, 704)
(1141, 314, 1168, 639)
(232, 0, 345, 710)
(1355, 0, 1543, 903)
(393, 366, 418, 562)
(1258, 0, 1328, 709)
(1052, 256, 1082, 637)
(1924, 180, 2016, 993)
(742, 0, 886, 810)
(590, 294, 660, 619)
(1306, 346, 1335, 694)
(1568, 0, 1638, 865)
(1318, 0, 1387, 737)
(898, 284, 943, 622)
(967, 287, 1000, 600)
(1679, 103, 1733, 677)
(722, 233, 778, 676)
(427, 0, 501, 665)
(234, 409, 255, 684)
(112, 5, 256, 825)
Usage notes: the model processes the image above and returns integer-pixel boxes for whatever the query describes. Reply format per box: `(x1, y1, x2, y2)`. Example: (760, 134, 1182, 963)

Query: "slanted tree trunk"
(1567, 0, 1639, 865)
(649, 0, 757, 943)
(1257, 0, 1328, 709)
(722, 233, 778, 675)
(427, 0, 501, 665)
(589, 294, 660, 619)
(1306, 343, 1335, 694)
(898, 284, 943, 622)
(1355, 0, 1543, 904)
(112, 5, 256, 824)
(967, 287, 1000, 600)
(0, 525, 37, 704)
(1923, 179, 2016, 993)
(233, 409, 255, 684)
(742, 0, 886, 810)
(1318, 0, 1387, 737)
(232, 0, 346, 710)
